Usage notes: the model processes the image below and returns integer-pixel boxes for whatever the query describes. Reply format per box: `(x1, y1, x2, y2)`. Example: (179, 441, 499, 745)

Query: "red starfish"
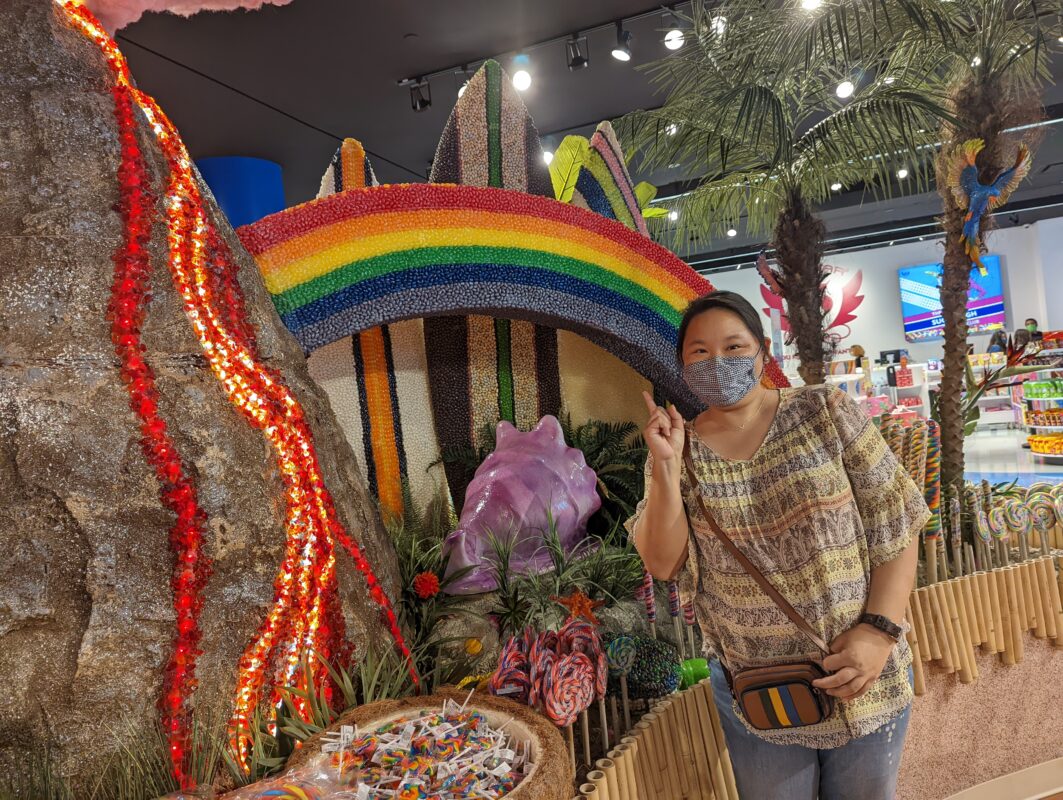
(552, 589, 606, 625)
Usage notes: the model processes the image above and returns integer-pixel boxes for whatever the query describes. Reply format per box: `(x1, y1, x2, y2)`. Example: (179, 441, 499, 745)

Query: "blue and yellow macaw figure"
(948, 138, 1030, 275)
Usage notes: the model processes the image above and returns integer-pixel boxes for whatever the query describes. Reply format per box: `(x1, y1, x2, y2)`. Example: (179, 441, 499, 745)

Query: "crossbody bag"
(681, 441, 836, 731)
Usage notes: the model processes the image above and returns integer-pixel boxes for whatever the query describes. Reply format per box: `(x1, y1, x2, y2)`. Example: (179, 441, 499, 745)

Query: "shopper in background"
(987, 330, 1008, 353)
(631, 290, 927, 800)
(1025, 318, 1044, 341)
(1015, 328, 1032, 350)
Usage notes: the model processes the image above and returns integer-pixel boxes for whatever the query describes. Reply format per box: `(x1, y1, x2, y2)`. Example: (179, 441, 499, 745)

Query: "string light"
(54, 0, 418, 781)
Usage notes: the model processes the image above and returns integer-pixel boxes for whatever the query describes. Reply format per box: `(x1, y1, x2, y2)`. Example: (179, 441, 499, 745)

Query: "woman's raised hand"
(642, 391, 686, 465)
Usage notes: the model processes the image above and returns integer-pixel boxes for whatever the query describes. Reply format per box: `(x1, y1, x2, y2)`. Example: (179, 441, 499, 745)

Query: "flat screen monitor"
(898, 255, 1005, 343)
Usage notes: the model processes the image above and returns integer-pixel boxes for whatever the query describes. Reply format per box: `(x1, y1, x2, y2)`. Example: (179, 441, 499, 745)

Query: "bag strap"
(681, 437, 832, 657)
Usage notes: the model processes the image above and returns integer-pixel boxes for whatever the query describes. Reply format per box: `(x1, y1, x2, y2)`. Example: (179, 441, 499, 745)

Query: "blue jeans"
(710, 660, 912, 800)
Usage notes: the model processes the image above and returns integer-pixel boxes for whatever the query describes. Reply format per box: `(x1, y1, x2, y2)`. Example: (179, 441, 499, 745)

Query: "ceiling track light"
(611, 20, 633, 62)
(663, 10, 685, 49)
(408, 78, 431, 112)
(454, 65, 473, 97)
(566, 34, 589, 70)
(511, 53, 532, 91)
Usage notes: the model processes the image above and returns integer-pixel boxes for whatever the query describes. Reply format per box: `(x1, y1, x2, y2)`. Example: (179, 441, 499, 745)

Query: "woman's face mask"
(682, 351, 763, 408)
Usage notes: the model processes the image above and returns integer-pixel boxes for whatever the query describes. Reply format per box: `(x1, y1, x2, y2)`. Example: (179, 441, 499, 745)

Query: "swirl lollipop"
(605, 635, 637, 677)
(1026, 482, 1056, 498)
(528, 646, 555, 708)
(559, 617, 600, 657)
(544, 652, 595, 727)
(1003, 498, 1031, 532)
(251, 781, 325, 800)
(1003, 497, 1032, 558)
(1027, 493, 1057, 556)
(986, 505, 1009, 541)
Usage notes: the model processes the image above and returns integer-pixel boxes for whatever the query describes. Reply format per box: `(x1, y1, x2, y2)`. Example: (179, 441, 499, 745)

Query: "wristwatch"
(859, 613, 903, 642)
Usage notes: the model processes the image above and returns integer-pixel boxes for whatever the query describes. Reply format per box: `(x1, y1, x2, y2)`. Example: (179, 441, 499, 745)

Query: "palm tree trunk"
(936, 192, 971, 490)
(774, 190, 828, 386)
(936, 74, 1036, 491)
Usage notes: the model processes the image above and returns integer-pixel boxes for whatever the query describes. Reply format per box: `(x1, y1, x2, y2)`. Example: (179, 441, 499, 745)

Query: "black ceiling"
(119, 1, 1063, 264)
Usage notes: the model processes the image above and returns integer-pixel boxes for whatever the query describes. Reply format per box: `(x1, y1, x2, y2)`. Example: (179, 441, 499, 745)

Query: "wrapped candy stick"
(923, 421, 943, 583)
(640, 570, 657, 638)
(949, 491, 964, 579)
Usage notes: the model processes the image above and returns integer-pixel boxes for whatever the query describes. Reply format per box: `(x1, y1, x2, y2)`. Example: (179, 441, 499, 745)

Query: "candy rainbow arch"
(240, 183, 788, 415)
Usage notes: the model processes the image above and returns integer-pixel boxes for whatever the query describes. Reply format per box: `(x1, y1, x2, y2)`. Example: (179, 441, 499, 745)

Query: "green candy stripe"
(494, 319, 515, 423)
(271, 245, 682, 327)
(486, 61, 503, 189)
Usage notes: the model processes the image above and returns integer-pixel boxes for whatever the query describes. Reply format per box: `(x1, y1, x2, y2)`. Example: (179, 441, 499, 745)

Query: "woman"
(987, 329, 1008, 353)
(629, 291, 928, 800)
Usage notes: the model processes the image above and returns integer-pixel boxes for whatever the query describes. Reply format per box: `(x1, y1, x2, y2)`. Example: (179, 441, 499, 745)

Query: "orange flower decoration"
(413, 571, 441, 599)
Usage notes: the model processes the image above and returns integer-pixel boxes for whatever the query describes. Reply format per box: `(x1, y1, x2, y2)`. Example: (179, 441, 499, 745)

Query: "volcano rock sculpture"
(0, 0, 401, 783)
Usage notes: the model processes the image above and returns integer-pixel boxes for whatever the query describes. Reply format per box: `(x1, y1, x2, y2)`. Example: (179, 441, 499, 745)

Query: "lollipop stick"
(581, 709, 593, 766)
(599, 698, 610, 754)
(567, 724, 576, 774)
(620, 675, 632, 732)
(672, 617, 686, 660)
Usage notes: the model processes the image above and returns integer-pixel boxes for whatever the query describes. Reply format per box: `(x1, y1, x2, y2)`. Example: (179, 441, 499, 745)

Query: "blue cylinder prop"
(196, 156, 285, 229)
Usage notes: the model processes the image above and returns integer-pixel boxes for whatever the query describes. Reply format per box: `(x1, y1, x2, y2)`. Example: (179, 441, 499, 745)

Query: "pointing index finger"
(642, 390, 660, 417)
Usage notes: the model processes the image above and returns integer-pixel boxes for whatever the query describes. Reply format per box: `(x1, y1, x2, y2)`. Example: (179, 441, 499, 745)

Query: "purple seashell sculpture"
(443, 415, 601, 594)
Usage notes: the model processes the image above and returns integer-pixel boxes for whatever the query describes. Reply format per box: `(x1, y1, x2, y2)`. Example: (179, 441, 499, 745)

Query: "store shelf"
(1026, 396, 1063, 402)
(975, 395, 1011, 405)
(1032, 452, 1063, 463)
(1027, 425, 1063, 432)
(1037, 347, 1063, 356)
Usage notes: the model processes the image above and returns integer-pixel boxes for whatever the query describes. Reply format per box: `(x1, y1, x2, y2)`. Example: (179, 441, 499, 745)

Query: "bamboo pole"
(1003, 566, 1025, 663)
(909, 591, 933, 662)
(701, 680, 740, 800)
(943, 580, 977, 682)
(916, 589, 942, 662)
(905, 601, 926, 696)
(657, 699, 692, 798)
(579, 784, 599, 800)
(667, 692, 698, 799)
(1023, 561, 1048, 639)
(639, 713, 677, 799)
(588, 770, 610, 800)
(1041, 557, 1063, 647)
(961, 575, 986, 647)
(620, 736, 647, 800)
(928, 583, 958, 673)
(993, 568, 1015, 665)
(631, 723, 661, 796)
(679, 687, 713, 799)
(1033, 558, 1058, 642)
(1011, 565, 1029, 634)
(596, 759, 621, 800)
(688, 682, 727, 800)
(610, 745, 636, 800)
(975, 572, 998, 653)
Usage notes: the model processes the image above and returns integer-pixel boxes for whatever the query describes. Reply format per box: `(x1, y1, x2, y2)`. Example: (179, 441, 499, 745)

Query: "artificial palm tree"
(621, 0, 960, 385)
(929, 0, 1056, 491)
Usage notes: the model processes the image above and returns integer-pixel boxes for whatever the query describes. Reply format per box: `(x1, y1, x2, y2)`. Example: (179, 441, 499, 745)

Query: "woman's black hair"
(676, 290, 766, 363)
(988, 329, 1008, 349)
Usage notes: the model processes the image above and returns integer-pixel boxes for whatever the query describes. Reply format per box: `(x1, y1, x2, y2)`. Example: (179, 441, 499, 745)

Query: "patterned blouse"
(627, 385, 930, 747)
